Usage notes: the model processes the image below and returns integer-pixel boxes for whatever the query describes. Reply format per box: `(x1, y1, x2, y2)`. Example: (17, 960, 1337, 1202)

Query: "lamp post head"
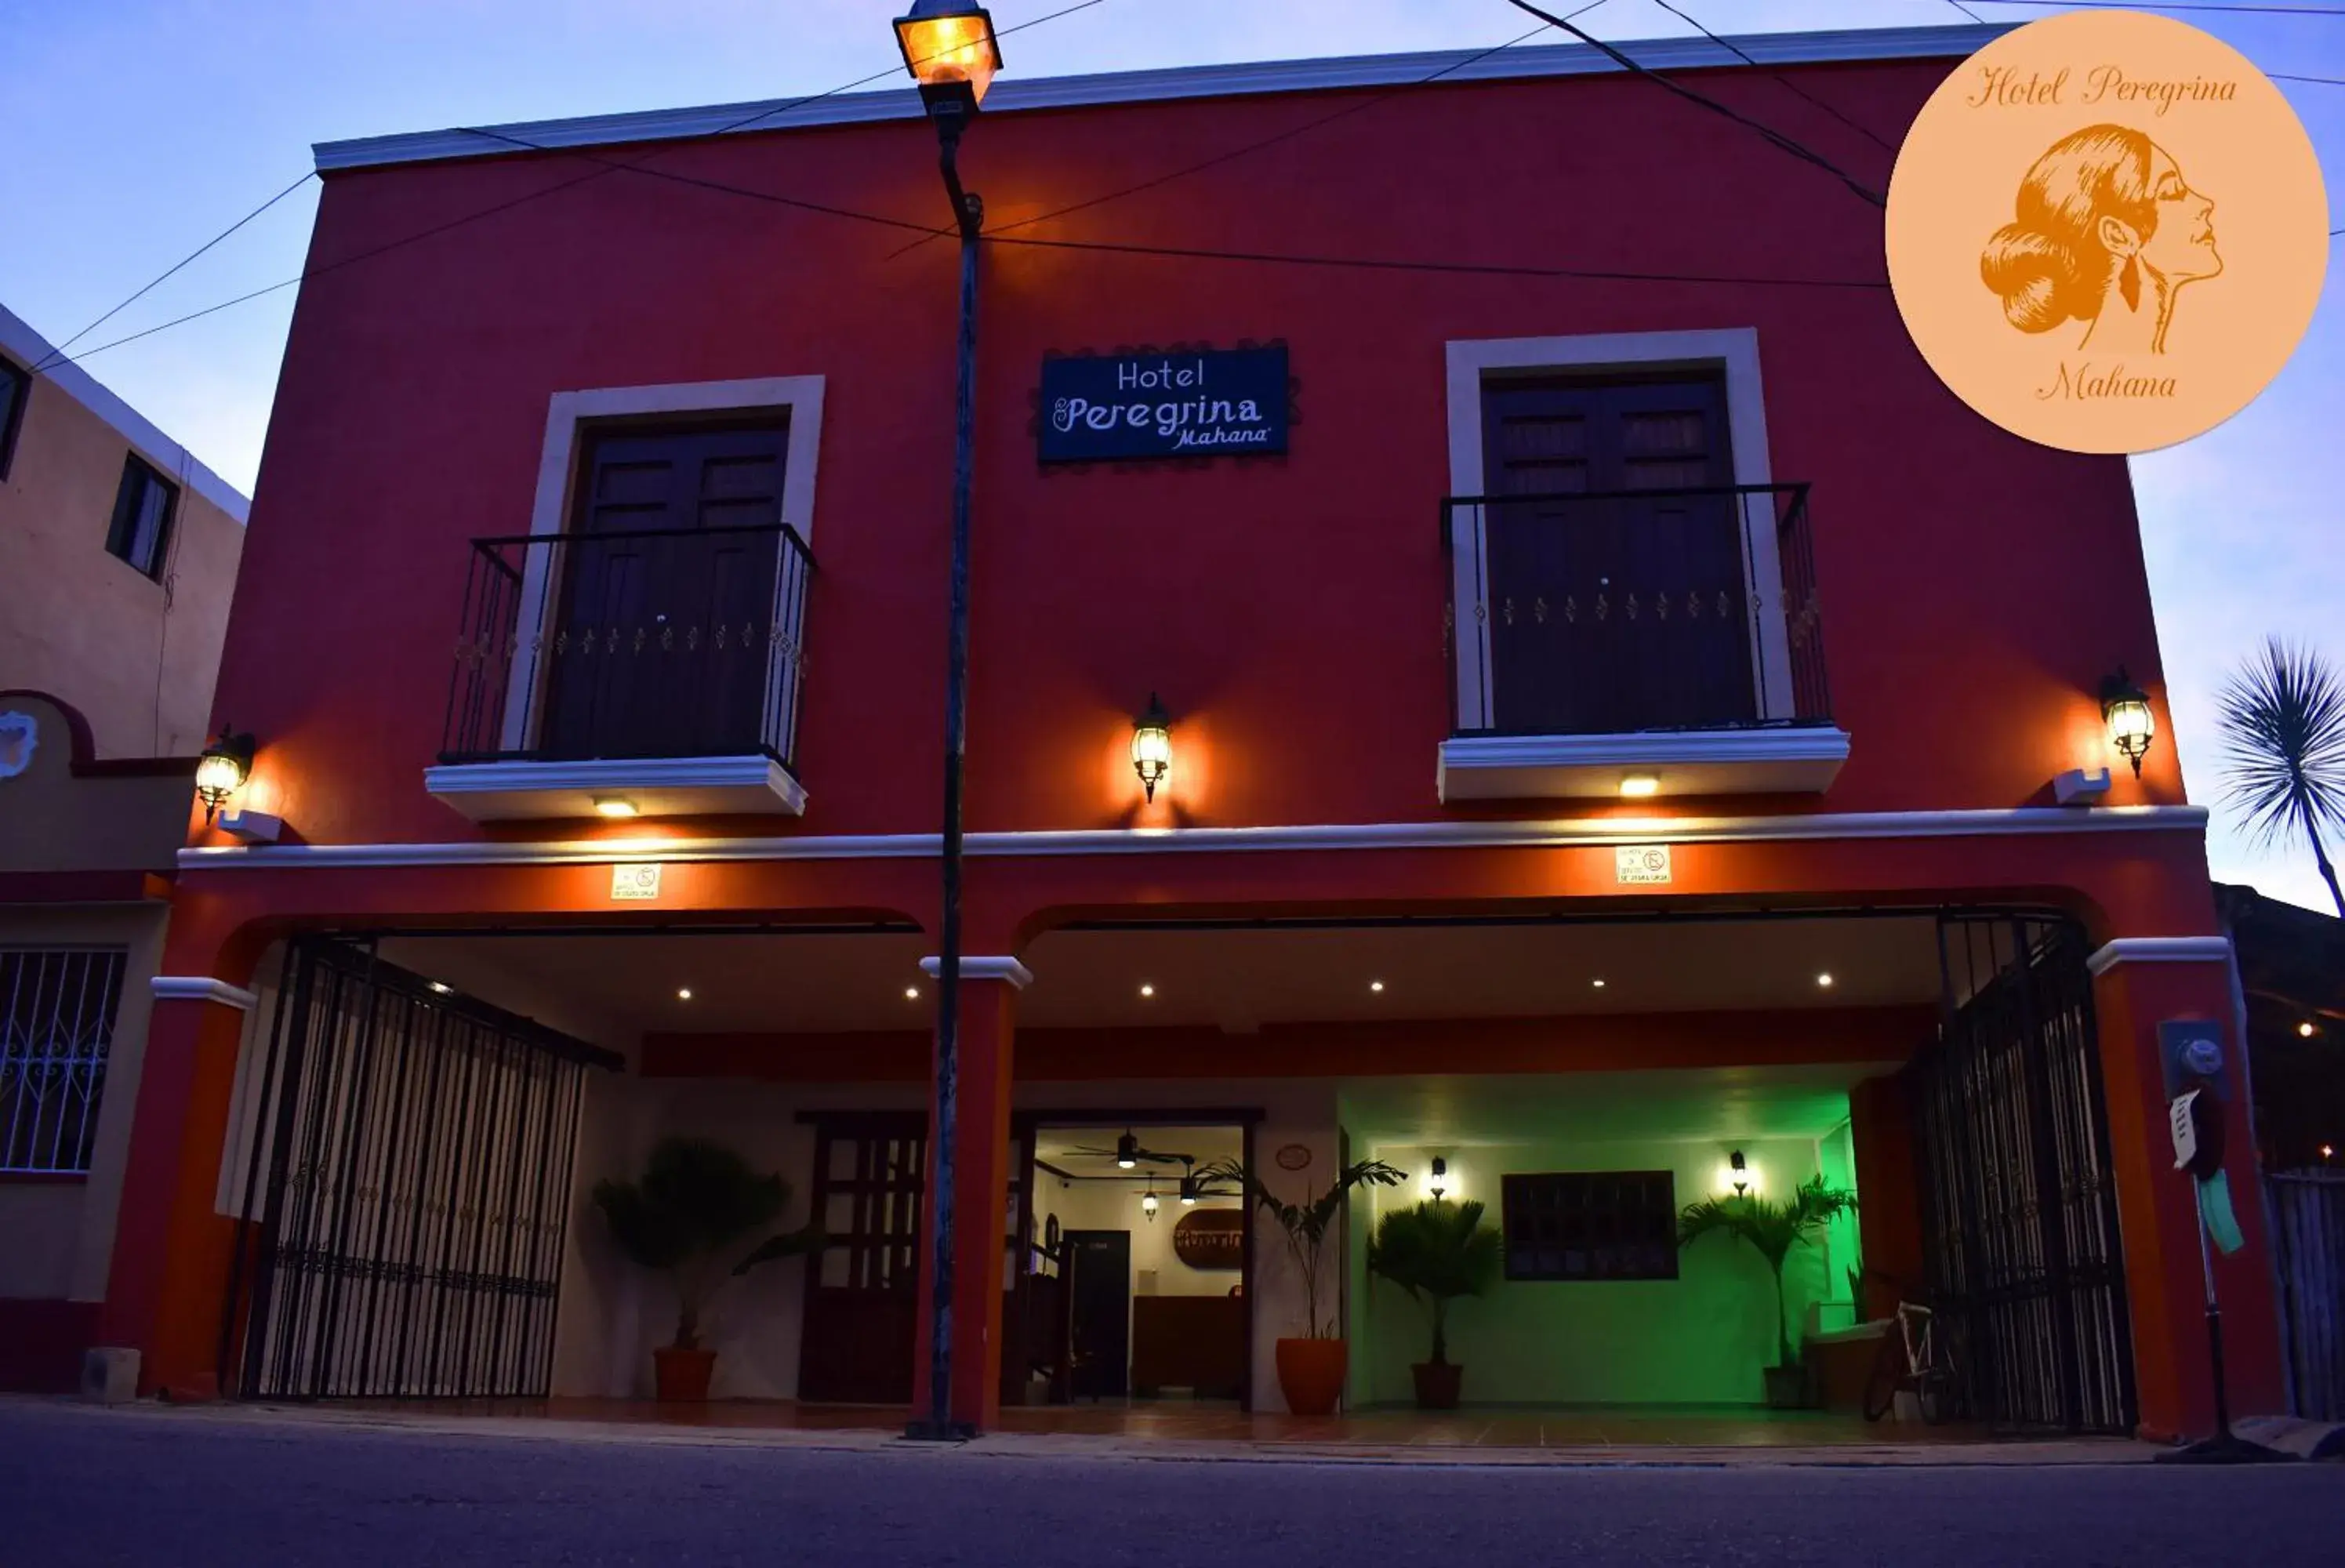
(894, 1, 1002, 114)
(2100, 667, 2156, 778)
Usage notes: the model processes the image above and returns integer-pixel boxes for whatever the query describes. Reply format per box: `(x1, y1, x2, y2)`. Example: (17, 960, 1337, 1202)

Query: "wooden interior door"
(540, 422, 787, 760)
(1065, 1230, 1132, 1401)
(1478, 376, 1753, 735)
(798, 1116, 925, 1404)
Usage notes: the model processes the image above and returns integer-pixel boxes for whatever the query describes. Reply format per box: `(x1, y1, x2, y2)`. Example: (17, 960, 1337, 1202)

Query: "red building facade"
(93, 24, 2275, 1441)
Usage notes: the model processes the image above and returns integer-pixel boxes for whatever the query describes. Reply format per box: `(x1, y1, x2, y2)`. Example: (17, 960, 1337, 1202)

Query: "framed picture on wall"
(1500, 1171, 1679, 1282)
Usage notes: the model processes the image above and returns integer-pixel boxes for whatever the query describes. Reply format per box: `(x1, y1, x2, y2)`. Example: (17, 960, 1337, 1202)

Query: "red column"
(97, 978, 258, 1399)
(910, 958, 1022, 1432)
(2090, 941, 2284, 1442)
(1848, 1073, 1925, 1323)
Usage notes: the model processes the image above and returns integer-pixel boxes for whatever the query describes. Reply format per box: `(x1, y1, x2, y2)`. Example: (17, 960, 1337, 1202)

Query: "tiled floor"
(343, 1396, 1998, 1450)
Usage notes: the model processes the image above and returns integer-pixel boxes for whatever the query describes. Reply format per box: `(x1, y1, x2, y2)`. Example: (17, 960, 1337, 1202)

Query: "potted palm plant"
(1367, 1198, 1502, 1410)
(592, 1136, 823, 1402)
(1196, 1154, 1405, 1416)
(1675, 1175, 1857, 1408)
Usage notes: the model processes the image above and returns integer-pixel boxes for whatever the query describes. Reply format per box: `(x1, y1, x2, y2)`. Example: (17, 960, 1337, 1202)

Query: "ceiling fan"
(1063, 1129, 1188, 1170)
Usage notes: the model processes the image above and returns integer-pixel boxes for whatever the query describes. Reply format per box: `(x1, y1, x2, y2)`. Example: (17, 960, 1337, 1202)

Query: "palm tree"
(1367, 1198, 1503, 1367)
(2216, 638, 2345, 918)
(1675, 1177, 1857, 1372)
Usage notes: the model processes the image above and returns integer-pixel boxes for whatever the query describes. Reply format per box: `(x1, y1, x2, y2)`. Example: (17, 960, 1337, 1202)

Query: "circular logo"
(1885, 9, 2328, 454)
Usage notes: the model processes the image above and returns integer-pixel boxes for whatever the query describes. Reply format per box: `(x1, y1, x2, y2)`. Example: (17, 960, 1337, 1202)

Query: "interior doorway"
(1014, 1116, 1255, 1410)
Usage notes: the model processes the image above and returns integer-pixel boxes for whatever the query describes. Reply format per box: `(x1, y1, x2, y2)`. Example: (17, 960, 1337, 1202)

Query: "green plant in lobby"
(1676, 1176, 1857, 1408)
(1367, 1198, 1502, 1410)
(592, 1136, 822, 1401)
(1195, 1154, 1405, 1416)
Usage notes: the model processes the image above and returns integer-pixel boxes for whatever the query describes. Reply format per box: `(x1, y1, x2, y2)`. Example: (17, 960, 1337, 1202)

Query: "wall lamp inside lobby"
(1131, 693, 1173, 802)
(194, 726, 256, 822)
(1729, 1149, 1750, 1198)
(2100, 667, 2156, 778)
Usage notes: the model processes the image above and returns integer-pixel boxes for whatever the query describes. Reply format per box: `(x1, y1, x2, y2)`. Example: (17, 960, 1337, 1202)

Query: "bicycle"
(1862, 1298, 1958, 1425)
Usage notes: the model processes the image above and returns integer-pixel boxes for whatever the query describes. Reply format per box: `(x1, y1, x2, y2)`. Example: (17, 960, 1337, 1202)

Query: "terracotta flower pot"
(653, 1345, 717, 1402)
(1411, 1360, 1463, 1410)
(1275, 1337, 1348, 1416)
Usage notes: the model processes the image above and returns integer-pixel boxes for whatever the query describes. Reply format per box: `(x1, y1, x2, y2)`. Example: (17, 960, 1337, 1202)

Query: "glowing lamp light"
(193, 728, 256, 822)
(2322, 1143, 2336, 1161)
(1619, 774, 1661, 799)
(2100, 668, 2156, 778)
(1727, 1149, 1751, 1199)
(1140, 1184, 1160, 1221)
(2299, 1021, 2318, 1039)
(1428, 1156, 1449, 1201)
(1115, 1131, 1139, 1171)
(1131, 693, 1172, 803)
(1178, 1174, 1199, 1207)
(894, 0, 1002, 110)
(594, 797, 640, 820)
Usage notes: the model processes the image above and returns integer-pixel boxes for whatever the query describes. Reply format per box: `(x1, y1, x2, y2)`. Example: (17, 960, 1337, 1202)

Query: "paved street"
(4, 1400, 2339, 1566)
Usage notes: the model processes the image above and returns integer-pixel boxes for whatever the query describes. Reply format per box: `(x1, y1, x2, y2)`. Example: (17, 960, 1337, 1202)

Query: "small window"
(0, 948, 127, 1174)
(105, 456, 177, 579)
(1501, 1170, 1681, 1282)
(0, 357, 27, 480)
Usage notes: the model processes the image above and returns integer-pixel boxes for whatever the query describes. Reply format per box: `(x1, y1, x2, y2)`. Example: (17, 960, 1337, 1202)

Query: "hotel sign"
(1038, 347, 1289, 463)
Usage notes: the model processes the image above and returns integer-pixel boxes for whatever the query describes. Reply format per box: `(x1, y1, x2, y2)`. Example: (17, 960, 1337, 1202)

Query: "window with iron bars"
(2, 949, 126, 1174)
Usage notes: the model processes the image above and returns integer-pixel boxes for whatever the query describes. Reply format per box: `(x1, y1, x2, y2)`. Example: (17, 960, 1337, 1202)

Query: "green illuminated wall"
(1356, 1129, 1856, 1406)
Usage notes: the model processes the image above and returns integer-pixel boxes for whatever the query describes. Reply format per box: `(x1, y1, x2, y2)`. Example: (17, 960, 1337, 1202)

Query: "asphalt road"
(3, 1402, 2340, 1567)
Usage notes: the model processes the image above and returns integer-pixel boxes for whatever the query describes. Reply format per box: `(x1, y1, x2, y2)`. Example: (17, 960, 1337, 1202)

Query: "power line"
(914, 0, 1614, 256)
(2272, 71, 2345, 82)
(28, 171, 318, 375)
(37, 1, 1109, 375)
(1650, 0, 1897, 151)
(984, 230, 1889, 290)
(1502, 0, 1886, 207)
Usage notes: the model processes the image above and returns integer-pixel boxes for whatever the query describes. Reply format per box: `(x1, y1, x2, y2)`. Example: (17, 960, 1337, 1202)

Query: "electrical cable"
(1649, 0, 1897, 151)
(36, 0, 1110, 374)
(1501, 0, 1887, 207)
(903, 0, 1616, 258)
(28, 171, 317, 375)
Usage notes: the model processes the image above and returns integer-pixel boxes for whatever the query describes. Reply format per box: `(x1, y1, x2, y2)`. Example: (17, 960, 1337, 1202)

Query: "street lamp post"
(894, 0, 1001, 1443)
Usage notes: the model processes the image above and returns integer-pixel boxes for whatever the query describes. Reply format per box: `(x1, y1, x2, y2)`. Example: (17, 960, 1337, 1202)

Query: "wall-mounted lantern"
(1131, 693, 1172, 802)
(2100, 668, 2156, 778)
(194, 727, 256, 822)
(1428, 1156, 1449, 1201)
(1729, 1149, 1751, 1198)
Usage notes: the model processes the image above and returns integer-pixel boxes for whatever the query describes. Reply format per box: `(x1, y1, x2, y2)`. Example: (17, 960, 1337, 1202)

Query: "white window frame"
(498, 376, 826, 760)
(1443, 329, 1795, 733)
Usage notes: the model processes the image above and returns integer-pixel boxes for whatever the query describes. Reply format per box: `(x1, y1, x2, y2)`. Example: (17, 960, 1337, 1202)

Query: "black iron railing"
(440, 522, 815, 771)
(1439, 484, 1830, 738)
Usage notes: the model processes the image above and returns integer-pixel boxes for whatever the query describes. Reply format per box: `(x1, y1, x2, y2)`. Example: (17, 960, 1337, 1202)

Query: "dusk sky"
(5, 1, 2340, 908)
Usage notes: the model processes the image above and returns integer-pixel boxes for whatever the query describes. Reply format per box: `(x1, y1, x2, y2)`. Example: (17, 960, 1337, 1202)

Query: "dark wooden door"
(798, 1116, 924, 1404)
(1065, 1230, 1131, 1401)
(540, 423, 787, 760)
(1479, 376, 1754, 735)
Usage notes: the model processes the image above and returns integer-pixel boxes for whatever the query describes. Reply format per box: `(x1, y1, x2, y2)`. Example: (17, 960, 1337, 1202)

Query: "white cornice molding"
(920, 956, 1034, 990)
(176, 804, 2208, 871)
(150, 975, 260, 1011)
(2085, 936, 2235, 978)
(313, 25, 2001, 173)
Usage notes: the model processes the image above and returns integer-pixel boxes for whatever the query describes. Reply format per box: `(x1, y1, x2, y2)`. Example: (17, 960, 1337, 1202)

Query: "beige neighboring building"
(1, 303, 247, 1391)
(1, 301, 248, 757)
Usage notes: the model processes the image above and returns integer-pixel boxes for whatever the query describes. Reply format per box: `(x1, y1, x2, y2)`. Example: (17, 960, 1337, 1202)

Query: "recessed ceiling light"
(1816, 973, 1835, 989)
(426, 981, 453, 996)
(1139, 983, 1155, 998)
(1370, 980, 1385, 993)
(676, 987, 694, 1001)
(594, 797, 640, 819)
(1618, 774, 1661, 799)
(1592, 978, 1606, 989)
(906, 986, 921, 1000)
(2300, 1021, 2319, 1038)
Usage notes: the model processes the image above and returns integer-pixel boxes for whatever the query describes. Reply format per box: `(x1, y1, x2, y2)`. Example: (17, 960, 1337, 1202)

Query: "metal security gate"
(2268, 1172, 2345, 1419)
(1909, 914, 2136, 1434)
(229, 939, 619, 1399)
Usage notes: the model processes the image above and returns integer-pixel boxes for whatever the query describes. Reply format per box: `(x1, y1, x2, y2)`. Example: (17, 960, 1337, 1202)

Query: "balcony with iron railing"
(424, 522, 815, 821)
(1438, 484, 1849, 801)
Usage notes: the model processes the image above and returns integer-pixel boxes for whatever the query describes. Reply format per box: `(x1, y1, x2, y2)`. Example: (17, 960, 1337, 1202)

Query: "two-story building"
(1, 302, 249, 1390)
(89, 21, 2279, 1443)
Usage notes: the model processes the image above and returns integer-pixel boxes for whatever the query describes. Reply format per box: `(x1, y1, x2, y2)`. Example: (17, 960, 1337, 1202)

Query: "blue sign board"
(1038, 347, 1288, 463)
